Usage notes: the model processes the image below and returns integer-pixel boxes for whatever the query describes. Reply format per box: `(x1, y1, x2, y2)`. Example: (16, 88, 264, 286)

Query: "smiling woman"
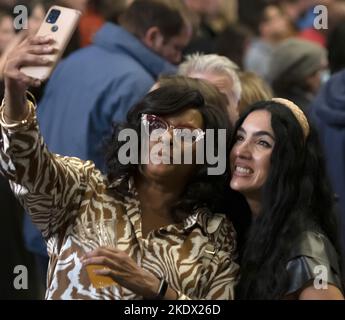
(229, 99, 345, 300)
(230, 109, 275, 208)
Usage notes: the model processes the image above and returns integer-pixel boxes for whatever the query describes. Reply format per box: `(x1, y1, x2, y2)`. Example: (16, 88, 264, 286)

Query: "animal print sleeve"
(0, 114, 96, 239)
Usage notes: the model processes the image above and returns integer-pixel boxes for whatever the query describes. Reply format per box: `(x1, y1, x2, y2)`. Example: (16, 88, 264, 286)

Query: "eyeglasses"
(141, 114, 205, 144)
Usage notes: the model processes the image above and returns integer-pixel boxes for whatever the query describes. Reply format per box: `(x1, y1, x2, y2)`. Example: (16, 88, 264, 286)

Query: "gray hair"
(178, 53, 242, 105)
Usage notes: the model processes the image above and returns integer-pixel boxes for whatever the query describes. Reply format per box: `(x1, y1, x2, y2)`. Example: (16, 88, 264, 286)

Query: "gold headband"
(272, 98, 310, 139)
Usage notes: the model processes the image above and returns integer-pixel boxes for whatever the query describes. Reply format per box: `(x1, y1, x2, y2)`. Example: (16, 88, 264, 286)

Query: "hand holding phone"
(20, 6, 81, 81)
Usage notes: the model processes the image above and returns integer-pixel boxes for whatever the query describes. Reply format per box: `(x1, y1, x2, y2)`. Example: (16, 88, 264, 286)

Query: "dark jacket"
(309, 70, 345, 253)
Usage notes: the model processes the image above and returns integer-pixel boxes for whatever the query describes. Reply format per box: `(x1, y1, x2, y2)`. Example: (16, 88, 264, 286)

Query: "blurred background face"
(230, 110, 275, 197)
(0, 15, 15, 54)
(142, 108, 204, 182)
(260, 5, 292, 42)
(157, 27, 192, 65)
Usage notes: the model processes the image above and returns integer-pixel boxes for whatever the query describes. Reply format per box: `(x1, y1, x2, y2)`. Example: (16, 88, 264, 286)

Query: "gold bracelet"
(25, 90, 37, 107)
(0, 102, 35, 128)
(0, 92, 37, 129)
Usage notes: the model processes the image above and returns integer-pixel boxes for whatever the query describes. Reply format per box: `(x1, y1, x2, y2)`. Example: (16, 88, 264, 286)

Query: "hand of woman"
(3, 35, 55, 120)
(82, 247, 161, 299)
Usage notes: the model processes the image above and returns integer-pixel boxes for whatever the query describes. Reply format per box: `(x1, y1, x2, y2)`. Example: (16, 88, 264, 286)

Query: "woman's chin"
(230, 179, 248, 194)
(144, 163, 178, 178)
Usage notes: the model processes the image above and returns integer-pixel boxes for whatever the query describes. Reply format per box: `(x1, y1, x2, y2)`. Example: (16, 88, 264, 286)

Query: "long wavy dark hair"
(104, 84, 231, 222)
(232, 101, 344, 299)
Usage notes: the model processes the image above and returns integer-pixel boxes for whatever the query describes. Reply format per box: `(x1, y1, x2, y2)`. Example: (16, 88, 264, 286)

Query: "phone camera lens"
(46, 9, 61, 24)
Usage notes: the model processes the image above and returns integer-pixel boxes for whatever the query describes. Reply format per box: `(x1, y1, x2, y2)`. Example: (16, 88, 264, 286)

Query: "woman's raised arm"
(0, 36, 99, 239)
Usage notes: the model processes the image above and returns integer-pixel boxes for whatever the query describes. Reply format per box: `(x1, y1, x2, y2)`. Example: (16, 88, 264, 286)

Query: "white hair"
(178, 53, 242, 105)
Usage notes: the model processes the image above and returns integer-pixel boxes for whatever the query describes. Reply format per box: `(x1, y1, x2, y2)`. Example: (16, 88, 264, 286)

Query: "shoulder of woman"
(197, 209, 234, 235)
(288, 229, 339, 267)
(285, 229, 343, 296)
(199, 209, 237, 250)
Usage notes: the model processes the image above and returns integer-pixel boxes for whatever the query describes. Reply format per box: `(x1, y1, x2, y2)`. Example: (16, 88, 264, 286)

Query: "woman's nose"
(234, 142, 252, 159)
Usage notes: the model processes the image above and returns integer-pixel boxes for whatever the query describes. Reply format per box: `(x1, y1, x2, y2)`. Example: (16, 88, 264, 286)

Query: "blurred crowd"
(1, 0, 345, 299)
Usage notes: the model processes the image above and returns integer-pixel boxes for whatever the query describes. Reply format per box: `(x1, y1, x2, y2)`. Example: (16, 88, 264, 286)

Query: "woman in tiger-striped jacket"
(0, 35, 239, 300)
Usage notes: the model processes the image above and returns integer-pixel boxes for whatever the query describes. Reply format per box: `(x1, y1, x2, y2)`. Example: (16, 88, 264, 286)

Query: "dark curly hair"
(231, 100, 344, 299)
(104, 84, 231, 222)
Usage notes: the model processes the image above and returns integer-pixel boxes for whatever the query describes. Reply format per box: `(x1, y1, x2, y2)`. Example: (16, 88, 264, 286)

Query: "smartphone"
(21, 6, 81, 81)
